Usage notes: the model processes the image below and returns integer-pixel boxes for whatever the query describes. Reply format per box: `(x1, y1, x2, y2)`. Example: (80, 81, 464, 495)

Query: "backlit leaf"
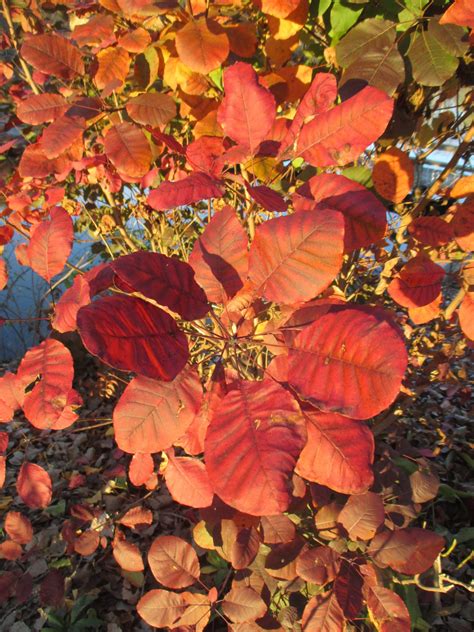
(148, 535, 200, 589)
(408, 216, 454, 247)
(17, 93, 68, 125)
(148, 172, 224, 211)
(301, 590, 345, 632)
(365, 585, 411, 632)
(126, 92, 176, 128)
(41, 115, 85, 159)
(176, 18, 229, 74)
(112, 251, 209, 320)
(297, 86, 393, 167)
(440, 0, 474, 28)
(94, 46, 130, 90)
(113, 367, 202, 453)
(205, 379, 306, 516)
(373, 148, 414, 203)
(248, 210, 344, 304)
(387, 255, 445, 308)
(189, 206, 249, 303)
(77, 295, 189, 381)
(21, 34, 84, 80)
(408, 28, 458, 87)
(104, 122, 151, 178)
(296, 411, 375, 494)
(288, 308, 407, 419)
(294, 173, 387, 251)
(16, 462, 52, 509)
(52, 275, 91, 333)
(218, 62, 276, 154)
(26, 207, 73, 282)
(164, 455, 214, 508)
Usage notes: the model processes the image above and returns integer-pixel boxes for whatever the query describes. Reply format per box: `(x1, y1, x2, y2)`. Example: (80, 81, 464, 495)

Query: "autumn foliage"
(0, 0, 473, 630)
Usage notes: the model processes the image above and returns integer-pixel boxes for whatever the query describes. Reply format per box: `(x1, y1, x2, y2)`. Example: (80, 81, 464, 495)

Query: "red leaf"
(301, 590, 345, 631)
(452, 198, 474, 252)
(104, 122, 152, 178)
(0, 372, 23, 423)
(189, 206, 249, 303)
(39, 570, 64, 608)
(4, 511, 33, 544)
(164, 455, 214, 508)
(230, 526, 261, 570)
(279, 72, 337, 156)
(245, 181, 288, 213)
(112, 251, 209, 320)
(0, 258, 7, 291)
(205, 379, 306, 516)
(21, 34, 84, 80)
(368, 527, 444, 575)
(408, 216, 454, 247)
(0, 541, 23, 560)
(388, 255, 445, 308)
(334, 559, 363, 619)
(148, 535, 200, 589)
(186, 136, 225, 177)
(113, 367, 202, 453)
(221, 586, 267, 623)
(16, 93, 68, 124)
(365, 585, 411, 632)
(94, 46, 130, 91)
(217, 62, 276, 154)
(248, 210, 344, 304)
(126, 92, 176, 128)
(0, 226, 13, 246)
(440, 0, 474, 28)
(16, 462, 52, 509)
(294, 173, 387, 251)
(176, 18, 229, 74)
(119, 506, 153, 529)
(26, 207, 73, 282)
(288, 308, 407, 419)
(459, 292, 474, 340)
(296, 411, 374, 494)
(74, 530, 100, 556)
(17, 338, 78, 430)
(0, 432, 7, 452)
(338, 492, 385, 540)
(41, 115, 85, 159)
(129, 453, 154, 487)
(261, 514, 296, 544)
(18, 142, 71, 179)
(52, 275, 91, 333)
(118, 27, 151, 53)
(137, 589, 188, 628)
(147, 172, 224, 211)
(113, 531, 144, 571)
(296, 545, 340, 584)
(77, 294, 189, 381)
(297, 86, 393, 167)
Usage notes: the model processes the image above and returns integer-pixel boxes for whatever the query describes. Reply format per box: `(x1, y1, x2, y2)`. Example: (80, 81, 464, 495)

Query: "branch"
(1, 0, 40, 94)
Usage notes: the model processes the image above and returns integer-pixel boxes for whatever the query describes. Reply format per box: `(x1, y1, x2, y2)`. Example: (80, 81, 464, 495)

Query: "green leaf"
(428, 19, 469, 57)
(329, 0, 364, 43)
(455, 527, 474, 544)
(408, 29, 458, 87)
(336, 18, 404, 95)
